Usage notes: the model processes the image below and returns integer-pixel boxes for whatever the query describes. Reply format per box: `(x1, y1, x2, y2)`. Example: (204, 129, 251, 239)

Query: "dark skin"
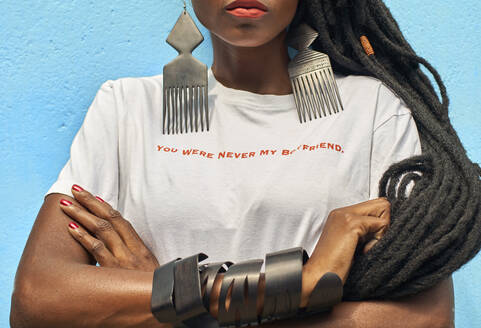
(191, 0, 296, 95)
(10, 0, 455, 327)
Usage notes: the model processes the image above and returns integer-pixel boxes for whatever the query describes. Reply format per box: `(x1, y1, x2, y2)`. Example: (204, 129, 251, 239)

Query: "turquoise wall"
(1, 1, 480, 326)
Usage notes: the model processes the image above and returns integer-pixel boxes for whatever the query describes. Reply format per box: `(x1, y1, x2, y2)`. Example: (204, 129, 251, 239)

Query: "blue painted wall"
(1, 0, 479, 326)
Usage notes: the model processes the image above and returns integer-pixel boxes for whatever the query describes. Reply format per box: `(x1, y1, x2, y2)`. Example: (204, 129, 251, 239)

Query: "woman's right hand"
(60, 185, 160, 272)
(300, 197, 391, 307)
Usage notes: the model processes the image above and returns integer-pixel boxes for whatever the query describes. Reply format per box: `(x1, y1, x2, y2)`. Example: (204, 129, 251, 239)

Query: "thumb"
(359, 215, 390, 236)
(363, 237, 380, 254)
(356, 215, 389, 246)
(361, 217, 389, 254)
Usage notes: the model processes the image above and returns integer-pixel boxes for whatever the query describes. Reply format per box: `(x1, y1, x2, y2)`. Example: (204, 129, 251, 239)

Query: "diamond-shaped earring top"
(166, 10, 204, 54)
(286, 24, 318, 51)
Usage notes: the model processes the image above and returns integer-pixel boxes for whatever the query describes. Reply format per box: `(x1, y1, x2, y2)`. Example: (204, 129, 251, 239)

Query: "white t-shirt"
(45, 68, 422, 265)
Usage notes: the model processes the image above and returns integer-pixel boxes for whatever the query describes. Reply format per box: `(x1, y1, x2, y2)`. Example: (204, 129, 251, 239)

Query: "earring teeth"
(287, 23, 344, 123)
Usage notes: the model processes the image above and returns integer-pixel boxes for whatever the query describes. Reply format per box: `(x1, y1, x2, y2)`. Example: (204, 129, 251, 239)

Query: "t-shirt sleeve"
(368, 83, 422, 200)
(44, 80, 120, 208)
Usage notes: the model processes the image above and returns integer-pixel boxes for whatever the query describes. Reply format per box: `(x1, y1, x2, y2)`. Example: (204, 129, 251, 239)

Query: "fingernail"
(72, 184, 84, 192)
(69, 222, 79, 229)
(60, 199, 73, 206)
(95, 196, 105, 203)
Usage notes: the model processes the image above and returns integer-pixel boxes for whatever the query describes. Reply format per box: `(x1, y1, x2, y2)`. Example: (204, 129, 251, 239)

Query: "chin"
(216, 28, 279, 48)
(227, 38, 272, 48)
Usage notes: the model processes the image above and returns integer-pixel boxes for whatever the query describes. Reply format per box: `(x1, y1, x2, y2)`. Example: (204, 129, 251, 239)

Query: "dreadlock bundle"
(299, 0, 481, 300)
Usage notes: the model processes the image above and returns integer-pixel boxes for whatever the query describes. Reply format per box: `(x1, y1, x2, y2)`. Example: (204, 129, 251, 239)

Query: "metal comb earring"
(286, 23, 344, 123)
(163, 0, 209, 135)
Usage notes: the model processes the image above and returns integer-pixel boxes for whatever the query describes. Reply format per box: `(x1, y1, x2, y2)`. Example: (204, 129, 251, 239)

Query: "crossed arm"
(10, 193, 455, 328)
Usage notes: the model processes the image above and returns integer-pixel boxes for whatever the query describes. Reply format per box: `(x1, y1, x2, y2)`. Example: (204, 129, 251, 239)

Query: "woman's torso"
(113, 69, 416, 265)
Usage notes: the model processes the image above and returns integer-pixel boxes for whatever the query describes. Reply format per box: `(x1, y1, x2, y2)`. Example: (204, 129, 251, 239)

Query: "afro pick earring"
(163, 1, 209, 135)
(286, 23, 344, 123)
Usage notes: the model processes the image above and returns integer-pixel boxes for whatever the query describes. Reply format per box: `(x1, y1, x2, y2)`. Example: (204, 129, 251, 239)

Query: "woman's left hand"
(59, 184, 159, 271)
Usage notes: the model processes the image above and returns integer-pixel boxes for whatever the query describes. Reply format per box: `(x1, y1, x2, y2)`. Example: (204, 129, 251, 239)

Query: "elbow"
(424, 308, 455, 328)
(427, 318, 454, 328)
(435, 315, 455, 328)
(10, 278, 39, 328)
(419, 277, 455, 328)
(392, 311, 453, 328)
(10, 271, 58, 328)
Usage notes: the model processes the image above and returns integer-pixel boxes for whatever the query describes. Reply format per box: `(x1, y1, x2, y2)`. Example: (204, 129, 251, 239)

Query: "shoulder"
(101, 74, 163, 99)
(336, 73, 384, 91)
(93, 74, 163, 117)
(336, 73, 413, 129)
(336, 74, 408, 107)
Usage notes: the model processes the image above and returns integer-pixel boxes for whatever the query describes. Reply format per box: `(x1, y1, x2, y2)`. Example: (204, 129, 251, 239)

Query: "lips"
(225, 0, 268, 11)
(225, 0, 268, 18)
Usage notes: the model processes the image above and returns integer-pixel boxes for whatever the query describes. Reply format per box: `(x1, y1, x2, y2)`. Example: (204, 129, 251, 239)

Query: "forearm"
(207, 272, 449, 328)
(256, 300, 440, 328)
(12, 260, 168, 328)
(279, 299, 442, 328)
(263, 279, 453, 328)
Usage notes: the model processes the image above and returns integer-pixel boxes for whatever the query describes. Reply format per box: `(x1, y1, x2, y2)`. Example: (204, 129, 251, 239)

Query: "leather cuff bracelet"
(151, 247, 343, 327)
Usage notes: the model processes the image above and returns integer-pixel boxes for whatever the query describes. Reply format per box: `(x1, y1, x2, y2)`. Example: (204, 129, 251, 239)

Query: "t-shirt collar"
(208, 67, 297, 110)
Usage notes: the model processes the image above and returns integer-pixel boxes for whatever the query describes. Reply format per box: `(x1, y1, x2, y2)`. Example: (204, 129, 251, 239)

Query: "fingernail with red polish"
(60, 199, 73, 206)
(95, 196, 105, 203)
(69, 222, 79, 229)
(72, 184, 84, 192)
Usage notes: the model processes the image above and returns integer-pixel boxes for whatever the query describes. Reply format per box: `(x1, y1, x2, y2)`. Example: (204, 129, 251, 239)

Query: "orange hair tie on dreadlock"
(360, 36, 375, 56)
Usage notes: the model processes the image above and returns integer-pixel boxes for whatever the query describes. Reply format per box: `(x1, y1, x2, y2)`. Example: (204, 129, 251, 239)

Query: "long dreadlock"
(293, 0, 481, 300)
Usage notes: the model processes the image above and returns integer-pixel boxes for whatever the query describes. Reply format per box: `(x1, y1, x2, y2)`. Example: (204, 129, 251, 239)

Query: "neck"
(210, 30, 292, 95)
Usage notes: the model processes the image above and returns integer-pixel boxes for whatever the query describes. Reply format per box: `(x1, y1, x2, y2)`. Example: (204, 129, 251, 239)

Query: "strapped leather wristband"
(217, 259, 263, 326)
(199, 261, 233, 312)
(150, 258, 178, 323)
(260, 247, 310, 323)
(151, 254, 218, 327)
(306, 272, 343, 312)
(151, 247, 343, 327)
